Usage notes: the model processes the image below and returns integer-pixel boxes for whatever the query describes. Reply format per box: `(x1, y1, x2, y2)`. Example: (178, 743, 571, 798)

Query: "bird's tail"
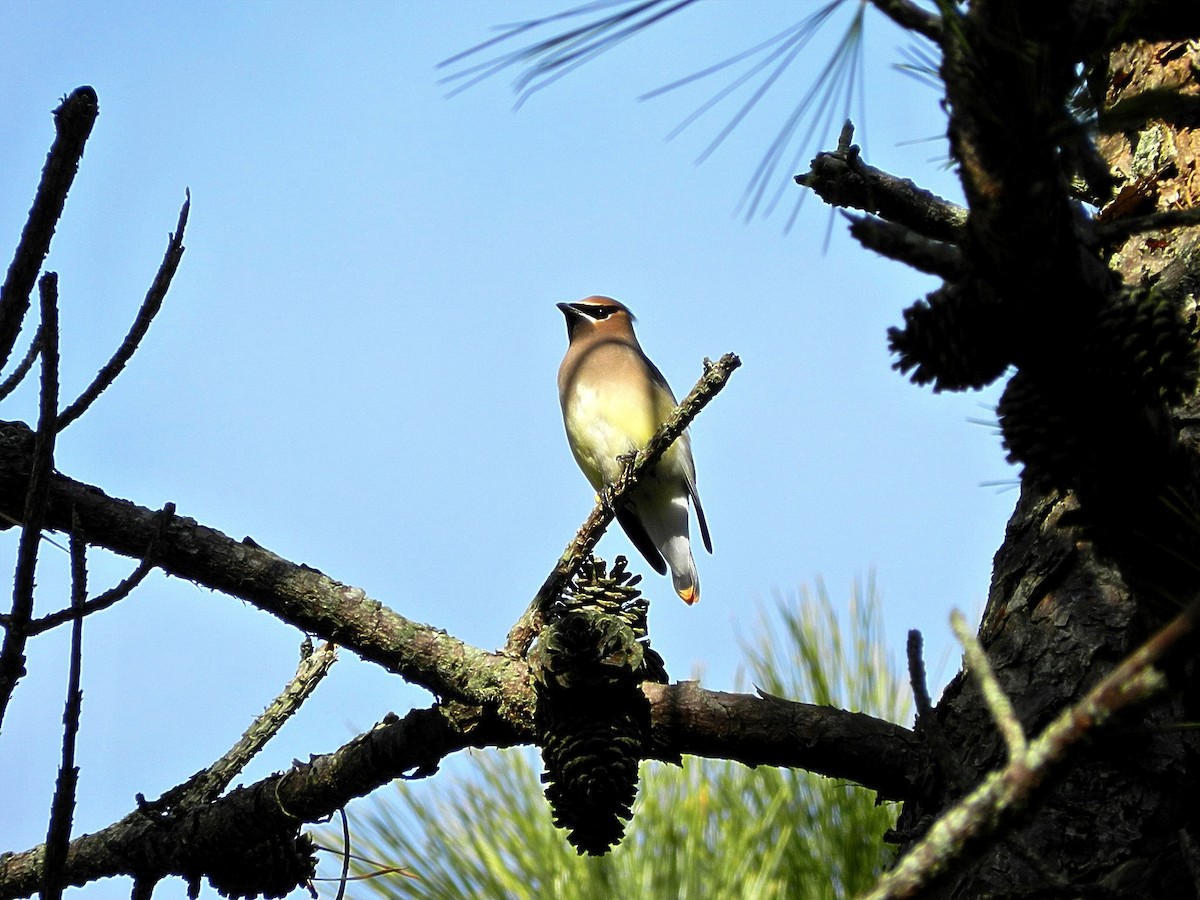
(643, 493, 700, 605)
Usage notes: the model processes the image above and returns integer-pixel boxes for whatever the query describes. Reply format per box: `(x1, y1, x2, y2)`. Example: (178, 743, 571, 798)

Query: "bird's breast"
(562, 380, 690, 490)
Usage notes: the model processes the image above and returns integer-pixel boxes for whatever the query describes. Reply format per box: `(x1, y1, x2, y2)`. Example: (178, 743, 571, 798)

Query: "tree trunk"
(899, 40, 1200, 898)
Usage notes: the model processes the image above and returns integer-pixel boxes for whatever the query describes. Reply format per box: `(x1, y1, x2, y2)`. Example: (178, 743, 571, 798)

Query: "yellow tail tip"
(678, 586, 699, 605)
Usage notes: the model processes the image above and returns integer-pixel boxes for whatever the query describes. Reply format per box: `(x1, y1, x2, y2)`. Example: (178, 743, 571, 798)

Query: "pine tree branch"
(797, 121, 967, 243)
(0, 419, 534, 725)
(17, 503, 174, 636)
(950, 609, 1025, 759)
(0, 676, 925, 898)
(0, 702, 517, 900)
(1093, 205, 1200, 246)
(643, 681, 922, 801)
(0, 323, 41, 403)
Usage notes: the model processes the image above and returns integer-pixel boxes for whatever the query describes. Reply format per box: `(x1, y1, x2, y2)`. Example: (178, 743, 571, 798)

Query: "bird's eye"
(582, 305, 617, 320)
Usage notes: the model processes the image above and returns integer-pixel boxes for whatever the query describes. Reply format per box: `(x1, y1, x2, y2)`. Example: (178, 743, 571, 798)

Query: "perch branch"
(0, 87, 98, 371)
(504, 351, 741, 657)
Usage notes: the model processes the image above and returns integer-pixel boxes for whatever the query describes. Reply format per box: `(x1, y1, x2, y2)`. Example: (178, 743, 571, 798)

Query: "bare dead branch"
(796, 121, 967, 243)
(22, 502, 175, 636)
(56, 193, 189, 432)
(504, 352, 741, 658)
(846, 214, 965, 280)
(868, 0, 943, 44)
(0, 323, 41, 403)
(0, 88, 98, 371)
(861, 601, 1198, 900)
(41, 526, 88, 900)
(0, 274, 61, 728)
(906, 629, 932, 719)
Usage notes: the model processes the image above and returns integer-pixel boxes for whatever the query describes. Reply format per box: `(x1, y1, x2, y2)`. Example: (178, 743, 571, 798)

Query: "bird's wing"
(687, 477, 713, 554)
(616, 506, 668, 575)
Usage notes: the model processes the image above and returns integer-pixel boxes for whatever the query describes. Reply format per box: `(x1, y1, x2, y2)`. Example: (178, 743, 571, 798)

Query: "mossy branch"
(860, 602, 1196, 900)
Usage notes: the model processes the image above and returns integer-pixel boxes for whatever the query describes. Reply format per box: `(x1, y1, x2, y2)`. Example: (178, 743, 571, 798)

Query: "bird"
(556, 295, 712, 604)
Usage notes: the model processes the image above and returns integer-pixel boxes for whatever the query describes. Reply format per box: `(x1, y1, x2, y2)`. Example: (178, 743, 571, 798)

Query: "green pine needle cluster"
(326, 579, 908, 899)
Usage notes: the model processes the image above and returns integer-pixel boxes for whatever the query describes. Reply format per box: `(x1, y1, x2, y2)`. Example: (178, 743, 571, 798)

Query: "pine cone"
(530, 556, 667, 855)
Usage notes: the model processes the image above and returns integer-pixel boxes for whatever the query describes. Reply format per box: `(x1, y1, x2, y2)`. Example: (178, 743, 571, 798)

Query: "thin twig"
(0, 322, 42, 402)
(860, 601, 1198, 900)
(56, 193, 189, 431)
(951, 609, 1026, 759)
(0, 87, 98, 371)
(308, 844, 419, 886)
(0, 273, 61, 728)
(42, 523, 88, 900)
(503, 352, 741, 658)
(23, 503, 176, 636)
(334, 808, 350, 900)
(160, 640, 338, 809)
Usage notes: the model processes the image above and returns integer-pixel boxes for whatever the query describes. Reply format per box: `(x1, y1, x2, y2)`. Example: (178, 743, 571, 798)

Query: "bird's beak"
(556, 302, 575, 316)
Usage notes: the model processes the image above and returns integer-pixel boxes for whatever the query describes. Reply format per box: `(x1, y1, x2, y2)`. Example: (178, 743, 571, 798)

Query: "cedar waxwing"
(557, 296, 713, 604)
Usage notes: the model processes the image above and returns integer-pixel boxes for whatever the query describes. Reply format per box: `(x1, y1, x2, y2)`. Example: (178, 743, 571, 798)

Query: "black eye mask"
(579, 304, 619, 320)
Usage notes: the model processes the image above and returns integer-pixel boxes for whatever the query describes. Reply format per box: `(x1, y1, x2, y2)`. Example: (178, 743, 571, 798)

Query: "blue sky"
(1, 2, 1012, 896)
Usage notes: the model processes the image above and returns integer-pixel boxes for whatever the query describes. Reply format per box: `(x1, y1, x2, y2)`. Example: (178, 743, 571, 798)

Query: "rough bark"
(893, 38, 1200, 898)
